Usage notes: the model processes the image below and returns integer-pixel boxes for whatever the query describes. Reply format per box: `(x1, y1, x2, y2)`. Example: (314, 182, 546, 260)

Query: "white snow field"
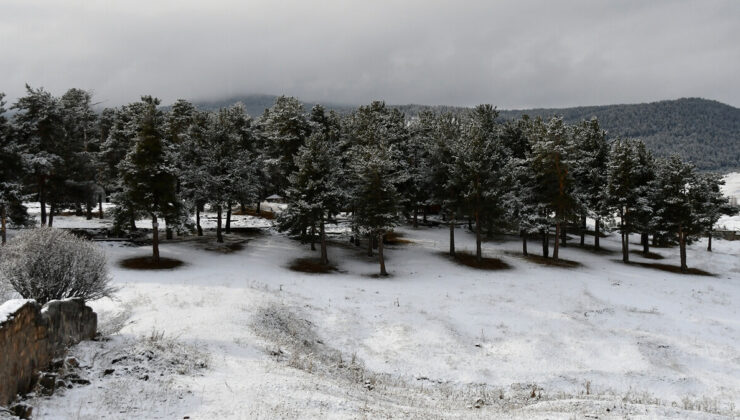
(1, 202, 738, 419)
(719, 172, 740, 231)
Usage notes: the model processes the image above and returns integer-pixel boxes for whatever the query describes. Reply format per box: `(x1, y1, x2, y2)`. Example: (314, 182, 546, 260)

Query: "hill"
(192, 95, 740, 172)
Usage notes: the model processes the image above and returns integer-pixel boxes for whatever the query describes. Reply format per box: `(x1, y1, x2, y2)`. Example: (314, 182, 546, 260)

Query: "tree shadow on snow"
(442, 251, 512, 270)
(616, 260, 714, 276)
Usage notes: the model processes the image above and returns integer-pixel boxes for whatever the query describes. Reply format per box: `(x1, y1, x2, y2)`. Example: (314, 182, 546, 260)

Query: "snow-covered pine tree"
(529, 117, 576, 260)
(607, 138, 645, 262)
(403, 111, 435, 228)
(12, 85, 65, 226)
(690, 172, 738, 252)
(0, 93, 30, 244)
(259, 96, 310, 196)
(650, 156, 697, 271)
(570, 118, 610, 248)
(449, 105, 507, 262)
(350, 141, 400, 276)
(429, 112, 464, 256)
(117, 96, 180, 261)
(60, 88, 100, 220)
(280, 129, 344, 264)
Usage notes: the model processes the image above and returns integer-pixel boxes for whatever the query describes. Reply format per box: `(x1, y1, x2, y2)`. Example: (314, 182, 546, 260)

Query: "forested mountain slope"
(193, 95, 740, 171)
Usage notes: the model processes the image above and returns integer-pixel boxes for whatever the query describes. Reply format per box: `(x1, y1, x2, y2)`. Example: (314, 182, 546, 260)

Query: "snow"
(0, 299, 33, 324)
(718, 172, 740, 230)
(10, 218, 738, 418)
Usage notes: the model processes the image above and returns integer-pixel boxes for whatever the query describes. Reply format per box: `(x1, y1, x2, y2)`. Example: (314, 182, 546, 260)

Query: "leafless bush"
(0, 227, 115, 304)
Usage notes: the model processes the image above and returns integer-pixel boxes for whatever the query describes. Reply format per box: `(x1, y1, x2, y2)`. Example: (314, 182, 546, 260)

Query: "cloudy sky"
(2, 0, 739, 109)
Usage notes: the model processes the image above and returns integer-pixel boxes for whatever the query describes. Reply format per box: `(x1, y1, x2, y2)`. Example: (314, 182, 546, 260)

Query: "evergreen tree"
(260, 96, 310, 195)
(117, 96, 180, 262)
(12, 85, 65, 226)
(429, 112, 464, 256)
(530, 117, 576, 260)
(280, 130, 344, 264)
(690, 172, 738, 252)
(570, 118, 610, 248)
(0, 93, 29, 244)
(450, 105, 507, 262)
(607, 139, 648, 262)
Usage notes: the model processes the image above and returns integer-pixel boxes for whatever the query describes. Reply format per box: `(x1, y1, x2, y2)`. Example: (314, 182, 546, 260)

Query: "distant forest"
(194, 96, 740, 172)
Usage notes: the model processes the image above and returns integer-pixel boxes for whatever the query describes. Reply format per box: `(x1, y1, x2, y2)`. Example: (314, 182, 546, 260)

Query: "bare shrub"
(0, 227, 115, 304)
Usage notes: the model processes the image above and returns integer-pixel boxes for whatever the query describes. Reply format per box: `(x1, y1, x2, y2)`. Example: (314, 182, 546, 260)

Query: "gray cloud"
(1, 0, 738, 109)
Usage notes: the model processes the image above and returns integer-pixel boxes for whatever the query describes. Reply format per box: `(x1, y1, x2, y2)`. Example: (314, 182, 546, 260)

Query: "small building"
(265, 194, 284, 203)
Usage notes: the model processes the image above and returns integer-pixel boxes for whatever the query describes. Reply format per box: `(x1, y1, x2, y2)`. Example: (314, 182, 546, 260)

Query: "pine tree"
(451, 105, 507, 262)
(0, 93, 29, 244)
(570, 118, 610, 248)
(690, 172, 738, 252)
(429, 112, 464, 256)
(530, 117, 576, 260)
(501, 116, 537, 255)
(260, 96, 310, 195)
(117, 96, 180, 262)
(403, 111, 435, 228)
(280, 130, 343, 264)
(12, 85, 65, 226)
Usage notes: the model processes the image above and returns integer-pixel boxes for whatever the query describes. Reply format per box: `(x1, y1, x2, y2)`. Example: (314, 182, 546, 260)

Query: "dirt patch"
(119, 256, 184, 270)
(575, 244, 615, 255)
(443, 251, 512, 270)
(288, 258, 337, 274)
(630, 250, 665, 260)
(619, 260, 713, 276)
(232, 207, 276, 220)
(505, 251, 582, 268)
(385, 231, 414, 245)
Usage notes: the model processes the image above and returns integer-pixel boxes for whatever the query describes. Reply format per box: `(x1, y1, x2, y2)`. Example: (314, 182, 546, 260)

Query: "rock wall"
(0, 298, 97, 406)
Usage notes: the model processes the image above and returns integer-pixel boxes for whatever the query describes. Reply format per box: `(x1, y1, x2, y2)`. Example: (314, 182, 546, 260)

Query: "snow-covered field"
(3, 210, 738, 419)
(719, 172, 740, 231)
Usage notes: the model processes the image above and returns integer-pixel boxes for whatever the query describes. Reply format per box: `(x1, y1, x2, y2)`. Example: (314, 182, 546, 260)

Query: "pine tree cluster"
(0, 86, 736, 273)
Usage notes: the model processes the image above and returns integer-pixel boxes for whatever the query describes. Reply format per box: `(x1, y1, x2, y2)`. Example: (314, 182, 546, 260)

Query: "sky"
(1, 0, 739, 109)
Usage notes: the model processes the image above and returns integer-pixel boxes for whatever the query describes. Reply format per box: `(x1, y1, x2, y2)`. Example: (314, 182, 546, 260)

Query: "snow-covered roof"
(266, 194, 283, 200)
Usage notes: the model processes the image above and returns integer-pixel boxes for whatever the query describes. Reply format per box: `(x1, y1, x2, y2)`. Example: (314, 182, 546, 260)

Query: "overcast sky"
(2, 0, 739, 109)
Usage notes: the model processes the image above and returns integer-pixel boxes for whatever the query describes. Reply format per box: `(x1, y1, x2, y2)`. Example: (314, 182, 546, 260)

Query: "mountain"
(191, 95, 740, 172)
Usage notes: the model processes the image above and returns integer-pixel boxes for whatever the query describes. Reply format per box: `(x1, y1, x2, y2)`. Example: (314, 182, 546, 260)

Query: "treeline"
(0, 86, 736, 275)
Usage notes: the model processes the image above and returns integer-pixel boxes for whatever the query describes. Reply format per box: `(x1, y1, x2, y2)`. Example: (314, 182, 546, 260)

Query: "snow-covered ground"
(3, 213, 738, 418)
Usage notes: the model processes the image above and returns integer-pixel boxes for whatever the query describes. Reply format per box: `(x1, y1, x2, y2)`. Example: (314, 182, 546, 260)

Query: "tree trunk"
(86, 201, 93, 220)
(707, 231, 712, 252)
(542, 229, 549, 258)
(580, 214, 586, 246)
(240, 202, 245, 213)
(521, 230, 528, 256)
(1, 206, 6, 246)
(679, 226, 687, 272)
(152, 215, 160, 263)
(594, 218, 600, 249)
(48, 202, 55, 227)
(320, 217, 328, 265)
(130, 213, 137, 232)
(475, 210, 482, 262)
(216, 205, 223, 243)
(98, 195, 104, 219)
(225, 203, 232, 234)
(196, 206, 203, 236)
(468, 216, 472, 231)
(413, 205, 418, 228)
(620, 209, 629, 263)
(256, 201, 261, 215)
(166, 220, 173, 240)
(75, 201, 83, 216)
(449, 211, 456, 257)
(39, 184, 47, 226)
(560, 223, 566, 247)
(553, 222, 561, 260)
(310, 224, 316, 251)
(423, 206, 427, 223)
(378, 232, 387, 276)
(367, 233, 373, 256)
(642, 232, 649, 256)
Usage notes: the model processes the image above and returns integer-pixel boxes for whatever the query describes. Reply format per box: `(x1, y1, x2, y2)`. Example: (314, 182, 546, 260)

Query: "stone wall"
(0, 298, 97, 406)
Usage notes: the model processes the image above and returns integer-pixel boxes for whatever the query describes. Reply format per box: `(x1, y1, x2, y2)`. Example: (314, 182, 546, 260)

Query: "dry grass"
(385, 231, 414, 245)
(505, 251, 583, 268)
(619, 260, 714, 276)
(232, 206, 276, 220)
(630, 250, 665, 260)
(119, 256, 184, 270)
(288, 257, 337, 274)
(444, 251, 512, 270)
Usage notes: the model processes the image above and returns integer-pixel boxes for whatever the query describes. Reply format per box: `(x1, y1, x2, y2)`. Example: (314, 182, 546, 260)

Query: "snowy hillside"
(5, 218, 736, 419)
